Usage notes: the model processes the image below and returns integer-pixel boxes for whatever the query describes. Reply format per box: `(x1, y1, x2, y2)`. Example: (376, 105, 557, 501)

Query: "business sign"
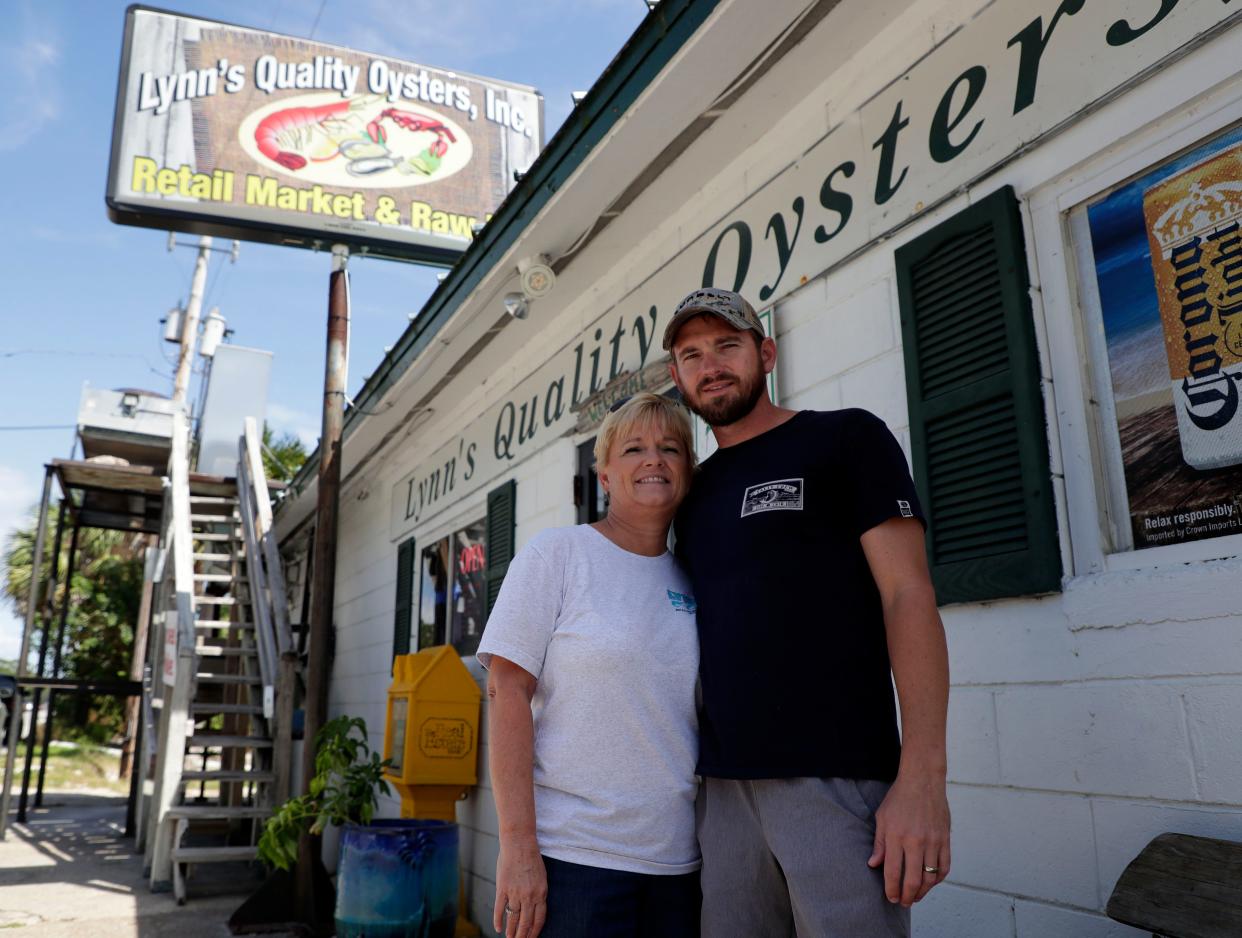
(390, 0, 1241, 535)
(1085, 124, 1242, 550)
(107, 6, 542, 263)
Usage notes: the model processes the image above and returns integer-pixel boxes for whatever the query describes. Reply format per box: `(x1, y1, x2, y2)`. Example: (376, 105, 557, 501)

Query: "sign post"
(297, 245, 350, 921)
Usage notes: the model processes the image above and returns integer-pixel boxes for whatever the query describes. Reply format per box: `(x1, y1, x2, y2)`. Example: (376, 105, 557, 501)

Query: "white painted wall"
(306, 5, 1242, 936)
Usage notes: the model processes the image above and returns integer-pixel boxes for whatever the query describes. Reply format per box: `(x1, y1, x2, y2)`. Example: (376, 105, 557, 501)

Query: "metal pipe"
(124, 698, 143, 838)
(35, 522, 81, 808)
(297, 244, 350, 924)
(119, 541, 157, 780)
(0, 467, 54, 839)
(17, 502, 67, 821)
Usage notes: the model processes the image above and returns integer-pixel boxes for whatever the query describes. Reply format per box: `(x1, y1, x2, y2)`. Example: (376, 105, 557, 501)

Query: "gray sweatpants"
(697, 776, 910, 938)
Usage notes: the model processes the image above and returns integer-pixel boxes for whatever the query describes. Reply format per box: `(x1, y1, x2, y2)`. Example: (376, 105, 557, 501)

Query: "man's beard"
(682, 369, 765, 427)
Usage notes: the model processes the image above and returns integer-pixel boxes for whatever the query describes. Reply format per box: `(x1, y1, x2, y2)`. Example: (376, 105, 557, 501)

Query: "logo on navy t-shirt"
(740, 478, 804, 517)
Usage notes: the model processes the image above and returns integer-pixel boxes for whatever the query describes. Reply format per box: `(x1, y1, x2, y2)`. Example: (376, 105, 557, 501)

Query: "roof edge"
(281, 0, 721, 504)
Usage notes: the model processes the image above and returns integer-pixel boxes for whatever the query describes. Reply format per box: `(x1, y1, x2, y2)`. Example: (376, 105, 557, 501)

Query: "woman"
(476, 392, 701, 938)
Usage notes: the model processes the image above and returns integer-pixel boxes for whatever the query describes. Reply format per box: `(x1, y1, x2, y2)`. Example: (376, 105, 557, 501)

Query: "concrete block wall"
(777, 254, 1242, 936)
(323, 422, 577, 936)
(319, 200, 1242, 936)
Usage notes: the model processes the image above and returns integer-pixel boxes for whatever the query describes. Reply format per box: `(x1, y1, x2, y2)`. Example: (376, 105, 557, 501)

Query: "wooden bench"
(1106, 832, 1242, 937)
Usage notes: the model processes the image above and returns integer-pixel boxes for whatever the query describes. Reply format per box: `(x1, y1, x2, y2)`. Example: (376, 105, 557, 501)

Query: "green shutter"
(484, 479, 517, 621)
(895, 186, 1061, 604)
(393, 537, 415, 660)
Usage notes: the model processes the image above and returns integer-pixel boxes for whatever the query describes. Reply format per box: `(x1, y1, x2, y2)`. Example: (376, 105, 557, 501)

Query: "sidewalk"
(0, 790, 265, 938)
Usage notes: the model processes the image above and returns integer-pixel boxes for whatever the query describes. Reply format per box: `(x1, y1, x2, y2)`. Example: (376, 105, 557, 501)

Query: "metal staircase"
(139, 414, 296, 903)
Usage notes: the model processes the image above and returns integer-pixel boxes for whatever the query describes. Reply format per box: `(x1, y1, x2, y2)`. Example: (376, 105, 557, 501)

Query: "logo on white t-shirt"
(666, 590, 697, 614)
(740, 478, 804, 517)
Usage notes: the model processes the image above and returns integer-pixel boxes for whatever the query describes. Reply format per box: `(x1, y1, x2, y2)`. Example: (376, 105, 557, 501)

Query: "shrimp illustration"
(254, 96, 377, 170)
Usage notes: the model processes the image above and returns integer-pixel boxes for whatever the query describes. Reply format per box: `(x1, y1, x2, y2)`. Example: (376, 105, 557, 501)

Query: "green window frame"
(392, 536, 416, 662)
(895, 186, 1061, 604)
(485, 479, 517, 621)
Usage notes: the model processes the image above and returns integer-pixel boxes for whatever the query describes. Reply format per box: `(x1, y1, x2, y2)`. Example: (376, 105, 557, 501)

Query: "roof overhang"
(275, 0, 841, 541)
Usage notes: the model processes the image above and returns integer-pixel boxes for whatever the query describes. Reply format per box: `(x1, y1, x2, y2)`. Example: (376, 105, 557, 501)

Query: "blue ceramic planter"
(334, 819, 458, 938)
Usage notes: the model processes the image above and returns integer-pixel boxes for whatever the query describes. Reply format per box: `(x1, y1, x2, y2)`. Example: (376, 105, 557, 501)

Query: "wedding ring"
(923, 865, 940, 874)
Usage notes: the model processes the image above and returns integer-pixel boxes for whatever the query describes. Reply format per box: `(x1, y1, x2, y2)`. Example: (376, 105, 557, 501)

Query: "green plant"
(258, 715, 392, 871)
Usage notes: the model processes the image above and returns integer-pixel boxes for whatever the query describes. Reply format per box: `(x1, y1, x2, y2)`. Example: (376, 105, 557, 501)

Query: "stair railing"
(237, 417, 297, 802)
(148, 410, 198, 889)
(236, 460, 276, 716)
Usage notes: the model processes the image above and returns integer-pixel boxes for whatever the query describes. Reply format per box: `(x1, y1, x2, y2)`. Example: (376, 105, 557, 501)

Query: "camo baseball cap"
(662, 288, 764, 351)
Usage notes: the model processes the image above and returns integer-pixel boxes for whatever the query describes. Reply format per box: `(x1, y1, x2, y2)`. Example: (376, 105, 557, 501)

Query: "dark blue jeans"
(540, 855, 701, 938)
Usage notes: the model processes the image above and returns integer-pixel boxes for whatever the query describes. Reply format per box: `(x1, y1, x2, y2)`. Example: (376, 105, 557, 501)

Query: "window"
(416, 519, 488, 655)
(450, 520, 488, 656)
(575, 439, 607, 524)
(417, 537, 450, 651)
(1073, 123, 1242, 553)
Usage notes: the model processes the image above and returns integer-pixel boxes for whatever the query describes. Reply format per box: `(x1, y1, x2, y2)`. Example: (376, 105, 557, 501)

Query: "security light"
(503, 292, 529, 320)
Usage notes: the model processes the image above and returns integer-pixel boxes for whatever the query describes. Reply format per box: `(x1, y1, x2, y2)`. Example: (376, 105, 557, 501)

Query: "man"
(666, 287, 950, 938)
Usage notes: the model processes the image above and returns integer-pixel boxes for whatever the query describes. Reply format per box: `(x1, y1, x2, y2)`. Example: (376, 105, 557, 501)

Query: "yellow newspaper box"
(383, 646, 482, 822)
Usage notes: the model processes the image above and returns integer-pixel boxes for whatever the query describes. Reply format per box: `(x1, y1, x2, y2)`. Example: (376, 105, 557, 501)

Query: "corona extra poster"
(106, 6, 543, 263)
(1087, 126, 1242, 549)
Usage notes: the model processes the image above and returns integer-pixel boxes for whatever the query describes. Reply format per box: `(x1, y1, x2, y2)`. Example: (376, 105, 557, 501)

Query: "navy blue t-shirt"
(674, 409, 925, 781)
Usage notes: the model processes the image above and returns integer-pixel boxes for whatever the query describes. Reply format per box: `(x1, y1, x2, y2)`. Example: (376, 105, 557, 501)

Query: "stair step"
(187, 734, 273, 749)
(192, 552, 235, 562)
(167, 805, 270, 819)
(190, 702, 263, 716)
(180, 769, 274, 783)
(190, 512, 239, 522)
(189, 495, 238, 504)
(195, 673, 262, 685)
(193, 573, 245, 583)
(195, 645, 258, 657)
(192, 533, 237, 543)
(195, 596, 238, 606)
(194, 619, 253, 629)
(171, 845, 259, 863)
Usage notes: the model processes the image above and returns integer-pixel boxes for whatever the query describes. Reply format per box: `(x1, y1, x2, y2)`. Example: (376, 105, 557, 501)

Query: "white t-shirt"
(476, 524, 700, 875)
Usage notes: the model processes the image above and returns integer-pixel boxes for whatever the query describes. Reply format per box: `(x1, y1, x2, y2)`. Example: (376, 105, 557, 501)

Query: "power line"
(1, 349, 155, 360)
(0, 424, 76, 431)
(308, 0, 329, 38)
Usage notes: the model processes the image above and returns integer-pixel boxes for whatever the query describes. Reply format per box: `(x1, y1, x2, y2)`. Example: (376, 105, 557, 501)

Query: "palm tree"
(2, 504, 144, 742)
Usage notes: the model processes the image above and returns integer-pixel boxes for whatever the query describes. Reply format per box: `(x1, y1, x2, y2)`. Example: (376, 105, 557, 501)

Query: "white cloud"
(0, 465, 38, 661)
(266, 402, 320, 451)
(0, 5, 62, 154)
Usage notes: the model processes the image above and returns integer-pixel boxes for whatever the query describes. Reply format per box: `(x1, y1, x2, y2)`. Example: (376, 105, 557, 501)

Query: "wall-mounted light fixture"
(518, 254, 556, 299)
(503, 292, 529, 320)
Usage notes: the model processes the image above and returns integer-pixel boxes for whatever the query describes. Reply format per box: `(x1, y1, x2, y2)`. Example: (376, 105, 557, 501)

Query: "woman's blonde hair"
(593, 392, 697, 471)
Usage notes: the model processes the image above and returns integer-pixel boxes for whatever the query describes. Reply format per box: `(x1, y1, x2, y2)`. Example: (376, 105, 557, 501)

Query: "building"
(274, 1, 1242, 934)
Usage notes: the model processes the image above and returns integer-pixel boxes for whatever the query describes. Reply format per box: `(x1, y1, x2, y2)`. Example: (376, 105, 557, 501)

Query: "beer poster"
(1086, 125, 1242, 550)
(107, 7, 543, 263)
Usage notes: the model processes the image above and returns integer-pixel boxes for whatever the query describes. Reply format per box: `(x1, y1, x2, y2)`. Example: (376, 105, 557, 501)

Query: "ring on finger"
(922, 865, 940, 874)
(505, 904, 519, 914)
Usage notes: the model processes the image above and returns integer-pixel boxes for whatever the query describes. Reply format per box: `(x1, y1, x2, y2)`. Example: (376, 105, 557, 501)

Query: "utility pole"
(172, 235, 213, 406)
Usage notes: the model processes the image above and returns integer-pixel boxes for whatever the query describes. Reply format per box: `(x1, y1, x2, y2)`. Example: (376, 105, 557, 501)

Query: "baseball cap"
(662, 288, 764, 351)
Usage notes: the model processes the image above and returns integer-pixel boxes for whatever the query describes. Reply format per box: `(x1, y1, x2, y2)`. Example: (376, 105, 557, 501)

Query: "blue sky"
(0, 0, 645, 658)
